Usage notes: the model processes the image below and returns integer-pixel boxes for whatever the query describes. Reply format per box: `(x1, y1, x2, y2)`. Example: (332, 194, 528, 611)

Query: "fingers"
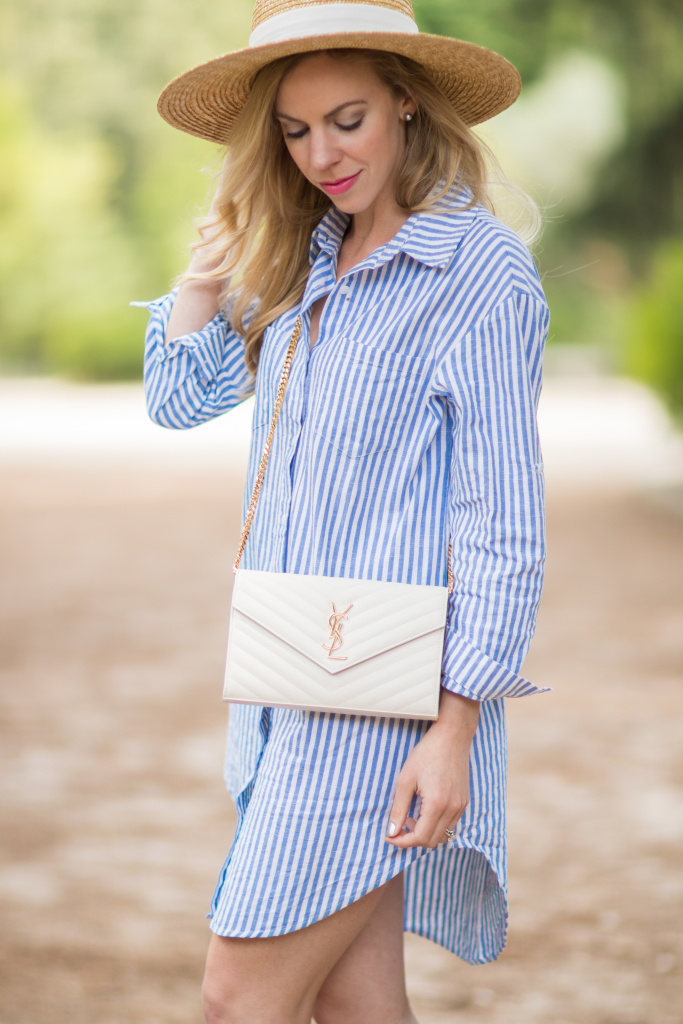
(387, 794, 469, 850)
(385, 773, 417, 840)
(409, 806, 452, 850)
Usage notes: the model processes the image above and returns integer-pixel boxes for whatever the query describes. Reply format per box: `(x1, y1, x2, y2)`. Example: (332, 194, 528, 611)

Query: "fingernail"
(387, 822, 397, 837)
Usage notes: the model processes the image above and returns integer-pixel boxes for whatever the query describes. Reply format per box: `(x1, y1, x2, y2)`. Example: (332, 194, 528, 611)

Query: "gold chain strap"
(232, 311, 454, 595)
(233, 315, 303, 574)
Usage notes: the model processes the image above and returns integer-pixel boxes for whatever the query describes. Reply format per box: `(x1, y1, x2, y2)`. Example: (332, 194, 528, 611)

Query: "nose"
(308, 127, 341, 174)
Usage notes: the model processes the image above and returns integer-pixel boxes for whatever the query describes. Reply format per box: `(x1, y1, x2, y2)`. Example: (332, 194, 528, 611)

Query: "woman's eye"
(285, 126, 308, 140)
(283, 116, 363, 139)
(338, 118, 363, 133)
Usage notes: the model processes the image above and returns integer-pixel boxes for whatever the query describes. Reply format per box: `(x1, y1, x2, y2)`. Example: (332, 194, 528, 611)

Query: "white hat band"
(249, 3, 419, 48)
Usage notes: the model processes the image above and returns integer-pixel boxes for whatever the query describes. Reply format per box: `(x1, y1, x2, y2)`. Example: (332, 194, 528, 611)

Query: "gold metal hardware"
(233, 315, 303, 574)
(447, 542, 453, 595)
(322, 602, 352, 660)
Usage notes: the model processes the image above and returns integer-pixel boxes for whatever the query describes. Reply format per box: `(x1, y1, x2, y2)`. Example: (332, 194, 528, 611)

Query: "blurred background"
(0, 0, 682, 398)
(1, 1, 683, 1022)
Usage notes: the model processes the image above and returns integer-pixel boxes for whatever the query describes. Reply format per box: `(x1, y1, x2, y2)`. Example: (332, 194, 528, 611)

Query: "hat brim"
(157, 31, 521, 144)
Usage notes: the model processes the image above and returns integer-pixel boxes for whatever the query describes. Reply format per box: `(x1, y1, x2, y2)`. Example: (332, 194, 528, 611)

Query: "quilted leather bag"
(223, 316, 451, 720)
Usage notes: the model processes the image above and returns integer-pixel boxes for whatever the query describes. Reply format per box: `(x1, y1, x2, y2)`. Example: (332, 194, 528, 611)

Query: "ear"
(398, 93, 417, 121)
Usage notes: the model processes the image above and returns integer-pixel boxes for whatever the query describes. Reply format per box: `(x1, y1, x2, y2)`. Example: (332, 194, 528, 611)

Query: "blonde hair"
(183, 49, 539, 373)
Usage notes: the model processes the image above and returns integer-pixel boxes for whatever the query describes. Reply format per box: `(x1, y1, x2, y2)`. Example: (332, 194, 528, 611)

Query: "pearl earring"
(404, 113, 413, 121)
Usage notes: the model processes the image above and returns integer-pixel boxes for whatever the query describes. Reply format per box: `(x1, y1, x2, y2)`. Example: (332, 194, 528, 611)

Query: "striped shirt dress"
(143, 192, 549, 964)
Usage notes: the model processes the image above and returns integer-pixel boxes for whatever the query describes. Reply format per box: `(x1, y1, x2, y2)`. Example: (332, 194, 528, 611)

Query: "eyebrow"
(275, 99, 368, 123)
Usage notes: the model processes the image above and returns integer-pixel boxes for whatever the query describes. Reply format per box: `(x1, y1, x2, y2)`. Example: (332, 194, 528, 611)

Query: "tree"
(1, 0, 682, 379)
(0, 0, 252, 375)
(416, 0, 683, 256)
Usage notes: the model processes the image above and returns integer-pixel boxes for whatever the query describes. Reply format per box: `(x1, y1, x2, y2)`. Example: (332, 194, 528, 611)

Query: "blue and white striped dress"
(143, 192, 548, 964)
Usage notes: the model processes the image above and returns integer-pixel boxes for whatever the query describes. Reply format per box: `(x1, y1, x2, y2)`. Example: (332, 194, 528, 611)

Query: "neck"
(340, 181, 411, 269)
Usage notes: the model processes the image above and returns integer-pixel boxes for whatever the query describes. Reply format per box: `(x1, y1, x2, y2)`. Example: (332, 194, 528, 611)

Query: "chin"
(331, 190, 378, 216)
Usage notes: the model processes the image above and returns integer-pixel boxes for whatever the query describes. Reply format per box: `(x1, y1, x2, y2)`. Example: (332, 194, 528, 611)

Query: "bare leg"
(313, 873, 417, 1024)
(203, 881, 389, 1024)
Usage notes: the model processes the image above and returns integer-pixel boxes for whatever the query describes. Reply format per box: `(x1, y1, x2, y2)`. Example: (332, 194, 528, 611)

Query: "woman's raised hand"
(165, 164, 232, 343)
(385, 691, 480, 850)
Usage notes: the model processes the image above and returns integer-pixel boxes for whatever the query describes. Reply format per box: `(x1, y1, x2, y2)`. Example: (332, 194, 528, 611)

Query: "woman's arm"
(143, 286, 253, 430)
(386, 289, 549, 850)
(142, 166, 257, 428)
(438, 292, 547, 702)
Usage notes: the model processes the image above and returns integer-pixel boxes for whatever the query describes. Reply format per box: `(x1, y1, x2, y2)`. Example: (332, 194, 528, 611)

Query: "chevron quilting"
(224, 571, 447, 719)
(231, 570, 448, 676)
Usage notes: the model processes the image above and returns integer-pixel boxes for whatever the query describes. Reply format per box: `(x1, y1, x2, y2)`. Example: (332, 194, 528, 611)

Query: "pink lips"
(319, 171, 361, 195)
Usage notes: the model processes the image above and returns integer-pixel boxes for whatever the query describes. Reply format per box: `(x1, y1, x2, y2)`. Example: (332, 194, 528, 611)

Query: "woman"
(144, 2, 548, 1021)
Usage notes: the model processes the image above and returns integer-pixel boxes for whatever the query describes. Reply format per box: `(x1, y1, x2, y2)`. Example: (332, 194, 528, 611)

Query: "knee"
(202, 968, 301, 1024)
(202, 962, 245, 1024)
(203, 935, 248, 1024)
(202, 933, 315, 1024)
(202, 976, 234, 1024)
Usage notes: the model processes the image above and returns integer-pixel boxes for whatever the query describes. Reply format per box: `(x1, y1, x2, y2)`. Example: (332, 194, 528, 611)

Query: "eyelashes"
(338, 117, 364, 133)
(285, 117, 364, 140)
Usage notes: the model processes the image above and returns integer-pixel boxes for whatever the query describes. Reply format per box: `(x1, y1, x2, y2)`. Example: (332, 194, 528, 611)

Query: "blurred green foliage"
(415, 0, 683, 253)
(0, 0, 252, 378)
(627, 240, 683, 414)
(0, 0, 682, 398)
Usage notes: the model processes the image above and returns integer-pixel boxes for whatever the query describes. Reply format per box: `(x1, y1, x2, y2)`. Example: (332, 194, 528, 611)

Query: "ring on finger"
(444, 827, 456, 840)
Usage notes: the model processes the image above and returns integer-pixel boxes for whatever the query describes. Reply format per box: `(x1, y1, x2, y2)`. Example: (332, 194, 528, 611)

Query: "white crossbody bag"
(223, 316, 452, 720)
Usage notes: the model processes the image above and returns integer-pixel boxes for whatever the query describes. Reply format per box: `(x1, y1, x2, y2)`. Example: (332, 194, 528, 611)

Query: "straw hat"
(158, 0, 521, 144)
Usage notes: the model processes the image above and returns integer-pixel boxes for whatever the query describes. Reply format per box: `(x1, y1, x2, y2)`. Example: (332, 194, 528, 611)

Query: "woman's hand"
(165, 273, 225, 343)
(165, 173, 230, 344)
(385, 690, 480, 850)
(165, 233, 229, 343)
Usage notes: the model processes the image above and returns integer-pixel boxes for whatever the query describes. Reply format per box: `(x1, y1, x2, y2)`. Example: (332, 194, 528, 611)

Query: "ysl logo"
(322, 602, 353, 660)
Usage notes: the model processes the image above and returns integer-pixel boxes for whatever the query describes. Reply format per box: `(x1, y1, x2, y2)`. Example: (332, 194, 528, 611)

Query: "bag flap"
(232, 570, 448, 675)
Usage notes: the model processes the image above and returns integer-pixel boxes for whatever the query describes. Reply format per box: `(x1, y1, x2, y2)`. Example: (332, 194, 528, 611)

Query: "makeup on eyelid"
(285, 116, 364, 139)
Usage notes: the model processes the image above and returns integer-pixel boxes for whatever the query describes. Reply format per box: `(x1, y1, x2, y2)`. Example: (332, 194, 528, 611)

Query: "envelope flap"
(232, 570, 448, 675)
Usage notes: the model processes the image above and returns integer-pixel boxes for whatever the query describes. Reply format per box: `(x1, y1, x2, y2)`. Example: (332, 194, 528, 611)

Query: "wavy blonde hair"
(183, 49, 539, 373)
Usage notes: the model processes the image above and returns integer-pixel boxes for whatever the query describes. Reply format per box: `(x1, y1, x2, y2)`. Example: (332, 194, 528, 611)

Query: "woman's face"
(275, 53, 415, 215)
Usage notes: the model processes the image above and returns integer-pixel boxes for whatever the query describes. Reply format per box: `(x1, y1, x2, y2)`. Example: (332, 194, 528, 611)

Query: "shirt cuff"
(159, 311, 231, 383)
(136, 290, 233, 385)
(441, 634, 549, 701)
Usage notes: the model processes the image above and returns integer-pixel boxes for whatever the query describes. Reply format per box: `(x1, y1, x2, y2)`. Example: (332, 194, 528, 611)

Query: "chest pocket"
(310, 336, 427, 459)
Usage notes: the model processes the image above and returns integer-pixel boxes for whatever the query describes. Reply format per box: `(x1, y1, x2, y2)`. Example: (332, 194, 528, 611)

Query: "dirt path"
(1, 465, 682, 1023)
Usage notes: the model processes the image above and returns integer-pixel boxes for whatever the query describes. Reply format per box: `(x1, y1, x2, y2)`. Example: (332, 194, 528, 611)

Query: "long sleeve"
(437, 290, 549, 701)
(141, 290, 254, 429)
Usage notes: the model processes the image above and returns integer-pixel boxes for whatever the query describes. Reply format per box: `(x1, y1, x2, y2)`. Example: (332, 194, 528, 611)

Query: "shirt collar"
(309, 206, 350, 265)
(309, 184, 479, 272)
